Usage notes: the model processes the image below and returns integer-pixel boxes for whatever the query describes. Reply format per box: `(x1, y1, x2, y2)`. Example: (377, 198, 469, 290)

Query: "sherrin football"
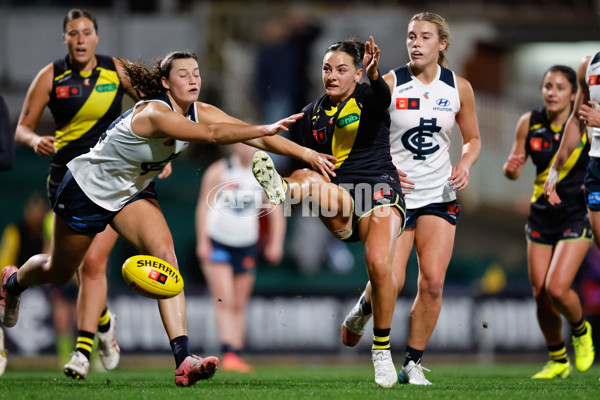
(122, 255, 184, 299)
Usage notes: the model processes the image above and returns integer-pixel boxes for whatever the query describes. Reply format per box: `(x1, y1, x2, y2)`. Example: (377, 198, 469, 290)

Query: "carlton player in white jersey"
(340, 12, 481, 386)
(0, 51, 336, 387)
(547, 52, 600, 257)
(196, 143, 285, 373)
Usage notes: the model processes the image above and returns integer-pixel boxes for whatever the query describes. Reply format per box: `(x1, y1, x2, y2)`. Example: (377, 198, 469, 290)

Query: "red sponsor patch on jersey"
(396, 98, 420, 110)
(590, 75, 600, 86)
(530, 137, 542, 151)
(56, 86, 69, 98)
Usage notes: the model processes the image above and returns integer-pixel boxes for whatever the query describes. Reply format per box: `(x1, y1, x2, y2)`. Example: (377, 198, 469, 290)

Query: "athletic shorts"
(405, 200, 461, 229)
(526, 215, 593, 246)
(53, 170, 157, 235)
(208, 238, 257, 274)
(339, 181, 406, 243)
(585, 157, 600, 211)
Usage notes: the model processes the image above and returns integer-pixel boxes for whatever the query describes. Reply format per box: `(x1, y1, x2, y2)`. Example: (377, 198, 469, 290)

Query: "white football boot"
(64, 351, 90, 381)
(97, 311, 120, 370)
(372, 349, 398, 388)
(399, 360, 432, 385)
(341, 292, 372, 347)
(252, 151, 286, 205)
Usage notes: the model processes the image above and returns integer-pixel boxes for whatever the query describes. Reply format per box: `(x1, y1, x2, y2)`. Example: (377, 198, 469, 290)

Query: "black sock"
(221, 343, 236, 355)
(5, 272, 26, 296)
(571, 318, 587, 337)
(170, 335, 191, 368)
(97, 308, 111, 333)
(360, 295, 372, 315)
(372, 327, 391, 350)
(403, 345, 424, 367)
(75, 330, 95, 360)
(548, 342, 568, 363)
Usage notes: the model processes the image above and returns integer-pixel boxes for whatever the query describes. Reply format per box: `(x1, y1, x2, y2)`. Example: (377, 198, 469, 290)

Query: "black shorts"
(208, 239, 258, 274)
(338, 179, 406, 243)
(526, 215, 592, 246)
(585, 157, 600, 211)
(405, 200, 461, 229)
(53, 170, 157, 235)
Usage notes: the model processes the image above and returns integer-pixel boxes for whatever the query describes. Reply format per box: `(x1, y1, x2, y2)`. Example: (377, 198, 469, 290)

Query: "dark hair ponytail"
(121, 51, 198, 99)
(326, 39, 365, 69)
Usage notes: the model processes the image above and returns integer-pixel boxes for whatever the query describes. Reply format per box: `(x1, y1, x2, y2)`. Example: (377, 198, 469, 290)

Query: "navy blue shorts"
(585, 157, 600, 211)
(53, 170, 157, 235)
(405, 200, 461, 229)
(208, 239, 258, 274)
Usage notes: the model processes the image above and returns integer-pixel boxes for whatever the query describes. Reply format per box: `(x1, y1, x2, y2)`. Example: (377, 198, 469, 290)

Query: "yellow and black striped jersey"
(48, 54, 125, 168)
(527, 106, 589, 211)
(290, 78, 399, 188)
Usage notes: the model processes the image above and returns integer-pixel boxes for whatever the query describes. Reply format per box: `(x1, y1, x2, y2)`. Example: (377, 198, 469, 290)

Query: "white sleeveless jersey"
(586, 53, 600, 158)
(388, 64, 460, 209)
(68, 96, 192, 211)
(206, 155, 262, 247)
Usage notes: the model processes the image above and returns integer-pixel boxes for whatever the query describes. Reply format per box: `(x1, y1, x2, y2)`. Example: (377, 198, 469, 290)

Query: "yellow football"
(122, 255, 184, 299)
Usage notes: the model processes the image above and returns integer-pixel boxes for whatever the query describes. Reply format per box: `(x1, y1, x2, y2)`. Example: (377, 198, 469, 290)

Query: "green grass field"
(1, 364, 599, 399)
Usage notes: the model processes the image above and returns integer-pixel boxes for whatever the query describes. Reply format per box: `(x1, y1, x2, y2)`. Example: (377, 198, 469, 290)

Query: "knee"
(419, 274, 445, 300)
(151, 246, 178, 270)
(365, 254, 391, 286)
(80, 253, 108, 280)
(291, 169, 325, 186)
(545, 280, 569, 306)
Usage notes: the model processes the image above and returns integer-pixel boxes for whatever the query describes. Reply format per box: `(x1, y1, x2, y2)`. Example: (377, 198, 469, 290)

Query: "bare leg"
(77, 226, 119, 333)
(407, 216, 455, 351)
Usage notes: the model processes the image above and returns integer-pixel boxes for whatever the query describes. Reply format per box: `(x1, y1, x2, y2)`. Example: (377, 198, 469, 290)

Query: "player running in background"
(1, 50, 333, 386)
(196, 143, 285, 373)
(252, 37, 405, 388)
(504, 65, 595, 378)
(13, 9, 144, 378)
(340, 12, 481, 385)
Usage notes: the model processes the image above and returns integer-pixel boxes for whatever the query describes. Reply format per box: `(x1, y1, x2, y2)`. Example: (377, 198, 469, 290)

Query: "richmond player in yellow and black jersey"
(252, 38, 405, 388)
(504, 65, 595, 379)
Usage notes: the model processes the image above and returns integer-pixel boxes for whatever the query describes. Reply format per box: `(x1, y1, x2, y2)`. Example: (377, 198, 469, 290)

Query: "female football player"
(504, 65, 594, 378)
(14, 8, 142, 378)
(340, 12, 481, 386)
(1, 50, 335, 387)
(196, 143, 285, 373)
(252, 36, 406, 388)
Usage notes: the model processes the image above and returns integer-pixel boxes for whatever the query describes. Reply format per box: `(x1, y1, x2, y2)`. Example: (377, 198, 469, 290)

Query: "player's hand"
(503, 154, 525, 174)
(196, 237, 212, 263)
(157, 162, 173, 179)
(305, 150, 337, 181)
(265, 113, 304, 136)
(397, 168, 414, 194)
(364, 36, 380, 80)
(579, 100, 600, 127)
(263, 242, 284, 265)
(449, 161, 470, 191)
(543, 167, 562, 205)
(33, 135, 56, 156)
